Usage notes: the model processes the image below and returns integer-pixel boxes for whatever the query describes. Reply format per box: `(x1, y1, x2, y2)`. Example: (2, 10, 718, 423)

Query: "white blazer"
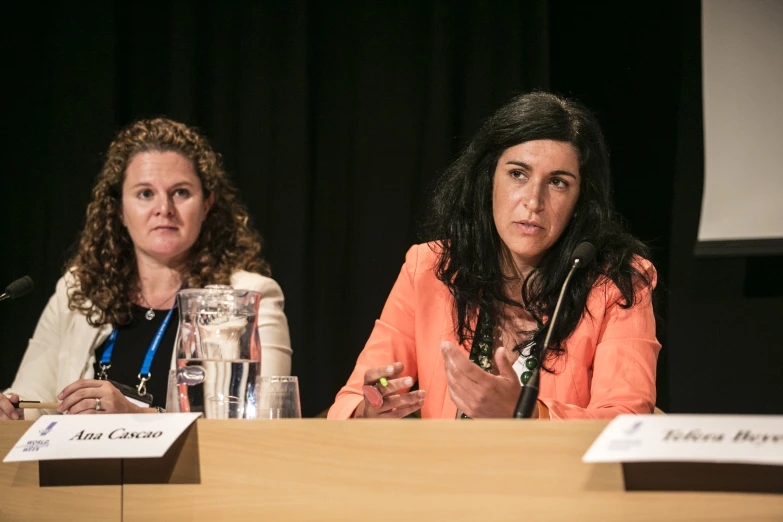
(4, 270, 292, 419)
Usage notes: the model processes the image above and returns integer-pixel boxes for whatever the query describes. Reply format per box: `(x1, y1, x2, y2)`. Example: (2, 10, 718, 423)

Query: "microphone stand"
(513, 257, 584, 418)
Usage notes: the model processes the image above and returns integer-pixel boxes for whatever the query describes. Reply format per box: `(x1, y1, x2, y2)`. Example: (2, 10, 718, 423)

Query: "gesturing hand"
(442, 341, 532, 418)
(57, 379, 146, 415)
(354, 362, 426, 418)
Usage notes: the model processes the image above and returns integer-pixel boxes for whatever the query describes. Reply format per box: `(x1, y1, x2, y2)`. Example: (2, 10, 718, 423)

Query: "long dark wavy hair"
(425, 92, 653, 368)
(66, 117, 270, 327)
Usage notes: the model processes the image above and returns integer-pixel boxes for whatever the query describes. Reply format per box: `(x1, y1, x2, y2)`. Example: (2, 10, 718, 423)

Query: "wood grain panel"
(0, 420, 122, 522)
(123, 419, 783, 522)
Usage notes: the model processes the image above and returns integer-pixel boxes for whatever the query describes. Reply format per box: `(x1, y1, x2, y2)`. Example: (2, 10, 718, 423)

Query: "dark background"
(1, 1, 781, 417)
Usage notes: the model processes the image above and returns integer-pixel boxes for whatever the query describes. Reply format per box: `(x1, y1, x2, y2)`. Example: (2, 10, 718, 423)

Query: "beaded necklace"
(461, 306, 541, 419)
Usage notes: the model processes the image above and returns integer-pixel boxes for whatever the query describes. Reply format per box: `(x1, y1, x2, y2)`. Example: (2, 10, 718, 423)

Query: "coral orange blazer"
(328, 243, 660, 420)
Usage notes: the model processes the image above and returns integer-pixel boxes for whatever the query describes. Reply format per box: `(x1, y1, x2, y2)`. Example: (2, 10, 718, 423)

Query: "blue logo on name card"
(16, 439, 50, 453)
(624, 421, 643, 435)
(39, 422, 57, 436)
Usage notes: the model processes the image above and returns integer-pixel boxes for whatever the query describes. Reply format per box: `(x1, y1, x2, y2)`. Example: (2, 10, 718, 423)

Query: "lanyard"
(98, 306, 176, 396)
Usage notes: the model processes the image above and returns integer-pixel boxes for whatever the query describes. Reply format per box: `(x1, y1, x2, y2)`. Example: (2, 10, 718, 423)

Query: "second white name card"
(583, 414, 783, 466)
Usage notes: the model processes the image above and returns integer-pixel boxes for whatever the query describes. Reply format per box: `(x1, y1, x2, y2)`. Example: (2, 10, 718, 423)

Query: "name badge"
(109, 379, 153, 408)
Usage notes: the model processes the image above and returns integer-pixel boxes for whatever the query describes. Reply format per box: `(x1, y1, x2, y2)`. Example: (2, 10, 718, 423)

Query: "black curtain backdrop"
(0, 0, 550, 416)
(2, 1, 780, 417)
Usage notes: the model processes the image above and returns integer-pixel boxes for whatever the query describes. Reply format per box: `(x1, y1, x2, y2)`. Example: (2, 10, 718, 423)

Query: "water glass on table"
(257, 376, 301, 419)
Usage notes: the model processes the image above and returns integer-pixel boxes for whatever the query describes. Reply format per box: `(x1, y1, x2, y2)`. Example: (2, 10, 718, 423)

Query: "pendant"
(145, 308, 156, 321)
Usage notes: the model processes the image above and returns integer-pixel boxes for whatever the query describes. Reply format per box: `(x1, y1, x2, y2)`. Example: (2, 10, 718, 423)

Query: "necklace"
(139, 286, 182, 321)
(461, 305, 541, 419)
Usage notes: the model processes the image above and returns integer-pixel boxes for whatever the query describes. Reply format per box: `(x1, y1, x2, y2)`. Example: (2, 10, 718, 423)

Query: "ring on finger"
(95, 398, 102, 411)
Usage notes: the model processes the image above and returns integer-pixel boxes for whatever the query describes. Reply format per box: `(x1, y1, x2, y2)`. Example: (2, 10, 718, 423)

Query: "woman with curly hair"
(1, 118, 291, 419)
(329, 92, 660, 420)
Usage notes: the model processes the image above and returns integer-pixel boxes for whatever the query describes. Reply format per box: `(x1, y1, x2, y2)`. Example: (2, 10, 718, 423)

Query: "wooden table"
(2, 419, 782, 521)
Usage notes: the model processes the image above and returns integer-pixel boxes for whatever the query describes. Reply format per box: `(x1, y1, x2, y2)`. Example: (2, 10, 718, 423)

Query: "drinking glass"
(257, 376, 301, 419)
(165, 369, 180, 413)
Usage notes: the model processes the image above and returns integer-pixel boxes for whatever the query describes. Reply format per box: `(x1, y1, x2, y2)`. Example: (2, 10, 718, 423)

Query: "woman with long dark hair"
(329, 92, 659, 419)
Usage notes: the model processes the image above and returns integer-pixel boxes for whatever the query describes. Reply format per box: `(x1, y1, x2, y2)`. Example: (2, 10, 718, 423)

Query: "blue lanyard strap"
(98, 306, 176, 395)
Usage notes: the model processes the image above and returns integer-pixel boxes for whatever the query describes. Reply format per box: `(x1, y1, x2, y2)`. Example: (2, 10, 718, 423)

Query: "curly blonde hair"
(66, 117, 270, 327)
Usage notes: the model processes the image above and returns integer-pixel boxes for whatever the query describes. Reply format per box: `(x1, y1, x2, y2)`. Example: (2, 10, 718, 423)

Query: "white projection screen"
(698, 0, 783, 256)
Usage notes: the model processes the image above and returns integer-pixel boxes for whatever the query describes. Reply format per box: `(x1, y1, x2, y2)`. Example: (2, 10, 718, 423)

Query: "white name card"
(3, 413, 201, 463)
(582, 414, 783, 466)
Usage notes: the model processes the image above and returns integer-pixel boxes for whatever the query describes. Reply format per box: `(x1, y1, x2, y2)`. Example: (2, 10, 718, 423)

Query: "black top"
(94, 304, 178, 408)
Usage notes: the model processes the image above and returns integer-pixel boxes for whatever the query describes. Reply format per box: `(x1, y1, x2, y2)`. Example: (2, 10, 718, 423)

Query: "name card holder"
(122, 422, 200, 485)
(3, 413, 202, 487)
(39, 459, 122, 487)
(36, 424, 200, 487)
(622, 461, 783, 494)
(583, 414, 783, 495)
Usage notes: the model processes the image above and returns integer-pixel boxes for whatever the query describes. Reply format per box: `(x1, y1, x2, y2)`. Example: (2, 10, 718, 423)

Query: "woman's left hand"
(442, 342, 535, 418)
(57, 379, 145, 415)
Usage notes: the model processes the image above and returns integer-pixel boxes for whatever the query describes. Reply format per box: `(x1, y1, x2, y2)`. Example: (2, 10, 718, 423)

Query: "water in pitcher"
(173, 287, 262, 419)
(178, 358, 260, 419)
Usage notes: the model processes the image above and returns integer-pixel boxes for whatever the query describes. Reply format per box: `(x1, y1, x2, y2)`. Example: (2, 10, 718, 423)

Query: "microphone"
(0, 276, 35, 303)
(513, 242, 595, 418)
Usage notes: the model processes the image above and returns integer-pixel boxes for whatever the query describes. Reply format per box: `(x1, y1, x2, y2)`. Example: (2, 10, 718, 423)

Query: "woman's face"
(121, 151, 213, 266)
(492, 140, 581, 275)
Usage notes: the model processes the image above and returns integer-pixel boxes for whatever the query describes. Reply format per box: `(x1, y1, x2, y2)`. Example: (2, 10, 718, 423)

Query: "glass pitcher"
(170, 285, 262, 419)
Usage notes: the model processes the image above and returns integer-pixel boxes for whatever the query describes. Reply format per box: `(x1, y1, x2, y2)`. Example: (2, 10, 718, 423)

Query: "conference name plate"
(583, 414, 783, 465)
(3, 412, 201, 462)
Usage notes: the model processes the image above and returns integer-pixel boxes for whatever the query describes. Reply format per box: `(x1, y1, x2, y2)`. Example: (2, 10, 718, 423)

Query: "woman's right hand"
(353, 362, 426, 418)
(0, 394, 22, 421)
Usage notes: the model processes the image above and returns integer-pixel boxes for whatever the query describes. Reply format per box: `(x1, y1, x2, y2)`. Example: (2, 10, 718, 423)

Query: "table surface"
(2, 419, 782, 522)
